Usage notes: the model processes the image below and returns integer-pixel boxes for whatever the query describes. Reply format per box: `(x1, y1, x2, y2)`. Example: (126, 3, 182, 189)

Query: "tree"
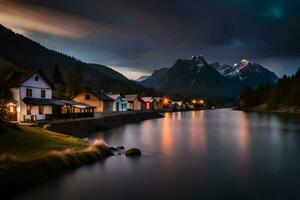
(0, 79, 12, 122)
(64, 64, 84, 97)
(52, 65, 64, 85)
(52, 65, 66, 98)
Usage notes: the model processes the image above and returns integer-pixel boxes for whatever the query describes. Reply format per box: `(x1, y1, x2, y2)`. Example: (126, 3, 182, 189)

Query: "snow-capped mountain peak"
(239, 59, 250, 69)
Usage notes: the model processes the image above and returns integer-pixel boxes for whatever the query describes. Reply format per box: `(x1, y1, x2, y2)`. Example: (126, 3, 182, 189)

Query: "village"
(6, 69, 206, 123)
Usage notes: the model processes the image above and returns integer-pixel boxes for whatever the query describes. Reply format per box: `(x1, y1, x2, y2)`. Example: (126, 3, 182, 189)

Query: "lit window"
(26, 89, 32, 97)
(146, 102, 150, 109)
(39, 105, 44, 114)
(41, 90, 46, 98)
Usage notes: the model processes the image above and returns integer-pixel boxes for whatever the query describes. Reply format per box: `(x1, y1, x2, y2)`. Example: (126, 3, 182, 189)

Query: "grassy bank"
(0, 123, 112, 196)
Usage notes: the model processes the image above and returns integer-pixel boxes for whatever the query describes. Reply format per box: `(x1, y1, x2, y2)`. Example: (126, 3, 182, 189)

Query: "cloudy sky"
(0, 0, 300, 79)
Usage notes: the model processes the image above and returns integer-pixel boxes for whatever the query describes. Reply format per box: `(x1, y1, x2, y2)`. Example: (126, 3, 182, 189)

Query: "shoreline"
(235, 104, 300, 114)
(1, 142, 113, 197)
(47, 110, 164, 136)
(0, 111, 164, 197)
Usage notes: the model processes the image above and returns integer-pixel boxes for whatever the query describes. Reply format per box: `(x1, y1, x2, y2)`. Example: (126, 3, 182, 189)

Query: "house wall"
(142, 101, 153, 110)
(116, 97, 128, 112)
(72, 92, 104, 112)
(12, 72, 53, 122)
(20, 105, 52, 121)
(133, 99, 141, 110)
(21, 73, 52, 99)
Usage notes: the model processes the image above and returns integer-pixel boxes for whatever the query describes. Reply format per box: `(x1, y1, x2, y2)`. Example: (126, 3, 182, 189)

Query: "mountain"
(136, 75, 150, 82)
(140, 56, 279, 98)
(0, 24, 149, 94)
(141, 56, 242, 97)
(213, 59, 279, 87)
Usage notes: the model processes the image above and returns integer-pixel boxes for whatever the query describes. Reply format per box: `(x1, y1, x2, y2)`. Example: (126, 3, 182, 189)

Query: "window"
(85, 94, 91, 100)
(41, 90, 46, 98)
(26, 89, 32, 97)
(35, 75, 39, 81)
(39, 105, 44, 114)
(27, 105, 32, 115)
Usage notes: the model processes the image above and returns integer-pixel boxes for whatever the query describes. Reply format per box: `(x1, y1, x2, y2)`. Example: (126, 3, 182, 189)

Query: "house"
(153, 97, 163, 110)
(125, 94, 141, 110)
(6, 69, 55, 122)
(107, 94, 128, 112)
(72, 91, 114, 113)
(6, 69, 95, 122)
(141, 97, 154, 110)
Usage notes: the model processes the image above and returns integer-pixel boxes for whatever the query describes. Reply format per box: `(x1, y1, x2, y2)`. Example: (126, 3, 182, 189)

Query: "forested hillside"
(239, 69, 300, 109)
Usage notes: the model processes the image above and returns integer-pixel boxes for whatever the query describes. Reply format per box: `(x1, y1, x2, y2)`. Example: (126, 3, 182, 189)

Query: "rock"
(108, 147, 117, 152)
(125, 148, 142, 156)
(116, 146, 125, 150)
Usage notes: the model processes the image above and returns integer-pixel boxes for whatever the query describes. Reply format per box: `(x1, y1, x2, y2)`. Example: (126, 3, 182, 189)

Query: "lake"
(17, 109, 300, 200)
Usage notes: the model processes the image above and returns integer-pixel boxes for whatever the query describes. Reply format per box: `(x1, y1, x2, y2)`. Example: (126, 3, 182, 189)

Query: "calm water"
(18, 109, 300, 200)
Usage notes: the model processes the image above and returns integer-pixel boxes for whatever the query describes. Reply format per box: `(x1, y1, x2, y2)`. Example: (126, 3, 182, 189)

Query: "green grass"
(0, 123, 89, 160)
(0, 123, 112, 196)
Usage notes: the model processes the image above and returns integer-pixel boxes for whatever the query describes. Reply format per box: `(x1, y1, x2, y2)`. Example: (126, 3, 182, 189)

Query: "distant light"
(200, 100, 204, 104)
(163, 97, 169, 105)
(192, 99, 197, 104)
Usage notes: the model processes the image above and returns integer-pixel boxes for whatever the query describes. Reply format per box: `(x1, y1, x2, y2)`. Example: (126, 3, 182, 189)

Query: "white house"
(107, 94, 128, 112)
(7, 69, 55, 122)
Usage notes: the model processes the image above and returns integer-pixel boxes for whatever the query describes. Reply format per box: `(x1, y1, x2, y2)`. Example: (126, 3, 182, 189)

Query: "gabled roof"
(23, 97, 95, 108)
(6, 69, 55, 89)
(86, 91, 113, 101)
(125, 94, 139, 102)
(153, 97, 162, 102)
(107, 94, 122, 100)
(141, 97, 153, 102)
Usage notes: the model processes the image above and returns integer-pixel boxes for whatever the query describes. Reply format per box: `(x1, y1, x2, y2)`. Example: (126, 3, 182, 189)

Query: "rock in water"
(116, 146, 125, 150)
(125, 148, 142, 156)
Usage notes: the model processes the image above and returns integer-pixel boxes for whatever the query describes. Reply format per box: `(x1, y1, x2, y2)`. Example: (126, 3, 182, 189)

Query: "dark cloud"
(0, 0, 300, 78)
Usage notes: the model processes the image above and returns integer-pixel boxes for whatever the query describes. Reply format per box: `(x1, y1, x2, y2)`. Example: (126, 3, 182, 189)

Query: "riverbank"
(237, 103, 300, 114)
(0, 123, 113, 197)
(0, 111, 163, 197)
(47, 110, 164, 136)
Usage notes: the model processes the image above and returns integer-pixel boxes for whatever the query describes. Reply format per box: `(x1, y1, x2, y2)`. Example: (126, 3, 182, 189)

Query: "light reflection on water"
(18, 109, 300, 200)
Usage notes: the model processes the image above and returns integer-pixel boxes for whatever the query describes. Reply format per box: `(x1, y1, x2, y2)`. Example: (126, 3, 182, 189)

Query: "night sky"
(0, 0, 300, 79)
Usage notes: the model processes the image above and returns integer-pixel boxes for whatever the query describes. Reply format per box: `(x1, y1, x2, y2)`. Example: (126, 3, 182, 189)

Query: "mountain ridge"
(140, 56, 279, 97)
(0, 24, 154, 95)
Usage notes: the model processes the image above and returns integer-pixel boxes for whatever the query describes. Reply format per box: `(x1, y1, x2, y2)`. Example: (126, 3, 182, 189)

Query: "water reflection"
(19, 110, 300, 200)
(161, 114, 173, 155)
(237, 112, 251, 184)
(190, 111, 206, 156)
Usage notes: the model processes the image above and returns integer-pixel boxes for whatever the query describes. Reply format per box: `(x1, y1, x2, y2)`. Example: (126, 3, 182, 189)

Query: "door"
(9, 106, 17, 121)
(116, 102, 120, 112)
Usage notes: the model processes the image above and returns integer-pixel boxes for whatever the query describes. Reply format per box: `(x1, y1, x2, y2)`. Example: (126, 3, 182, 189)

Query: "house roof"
(125, 94, 139, 102)
(153, 97, 162, 102)
(6, 69, 55, 89)
(86, 91, 113, 101)
(107, 94, 121, 100)
(141, 97, 153, 102)
(23, 97, 95, 108)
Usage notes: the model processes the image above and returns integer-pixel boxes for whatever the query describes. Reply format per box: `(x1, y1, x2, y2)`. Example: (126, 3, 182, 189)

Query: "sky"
(0, 0, 300, 79)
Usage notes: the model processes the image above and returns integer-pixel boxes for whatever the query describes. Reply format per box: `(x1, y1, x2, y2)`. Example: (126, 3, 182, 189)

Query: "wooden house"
(125, 94, 141, 110)
(72, 91, 114, 113)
